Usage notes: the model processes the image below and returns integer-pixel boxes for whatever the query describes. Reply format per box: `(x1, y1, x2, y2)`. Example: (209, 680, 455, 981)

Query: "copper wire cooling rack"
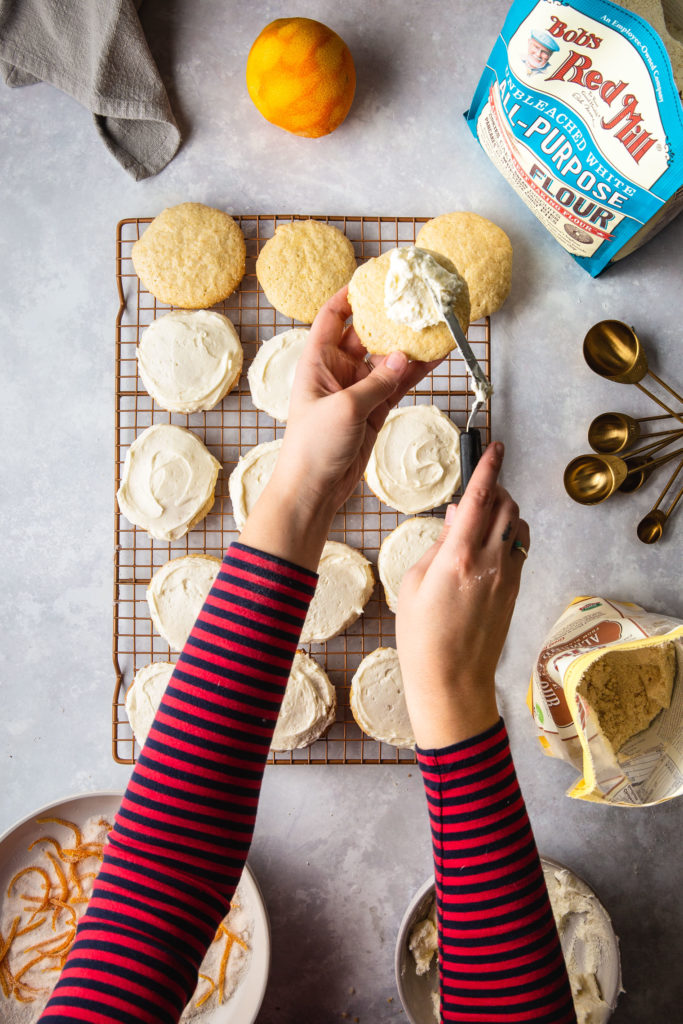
(113, 214, 492, 765)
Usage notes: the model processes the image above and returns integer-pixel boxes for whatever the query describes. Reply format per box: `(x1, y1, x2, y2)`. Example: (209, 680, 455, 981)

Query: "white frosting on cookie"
(385, 246, 466, 330)
(125, 662, 175, 746)
(378, 517, 443, 612)
(300, 541, 374, 644)
(228, 438, 283, 529)
(137, 310, 243, 413)
(366, 405, 461, 514)
(271, 650, 337, 751)
(248, 328, 309, 422)
(350, 647, 415, 748)
(117, 424, 221, 541)
(147, 554, 222, 651)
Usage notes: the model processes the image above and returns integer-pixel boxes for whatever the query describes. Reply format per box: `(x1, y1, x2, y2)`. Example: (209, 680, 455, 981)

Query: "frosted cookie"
(366, 406, 461, 514)
(228, 438, 282, 529)
(350, 647, 415, 748)
(117, 423, 221, 542)
(147, 554, 222, 650)
(125, 662, 175, 746)
(416, 212, 512, 320)
(577, 641, 676, 752)
(137, 310, 243, 413)
(132, 202, 246, 308)
(348, 246, 470, 362)
(300, 541, 374, 644)
(271, 650, 337, 751)
(248, 327, 309, 421)
(256, 220, 356, 322)
(378, 517, 443, 612)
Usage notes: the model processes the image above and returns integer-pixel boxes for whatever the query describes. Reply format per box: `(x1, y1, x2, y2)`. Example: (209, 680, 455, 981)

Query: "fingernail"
(492, 441, 504, 460)
(385, 350, 408, 372)
(445, 503, 457, 524)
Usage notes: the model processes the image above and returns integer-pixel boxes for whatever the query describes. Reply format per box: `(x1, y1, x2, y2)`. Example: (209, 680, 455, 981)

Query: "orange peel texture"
(246, 17, 356, 138)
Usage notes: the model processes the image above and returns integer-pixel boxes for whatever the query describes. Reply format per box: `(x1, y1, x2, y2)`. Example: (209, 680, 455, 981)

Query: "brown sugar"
(578, 642, 677, 752)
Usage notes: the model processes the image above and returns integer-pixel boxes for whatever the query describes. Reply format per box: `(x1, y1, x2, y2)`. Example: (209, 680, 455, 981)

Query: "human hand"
(273, 286, 440, 518)
(240, 286, 438, 571)
(396, 443, 529, 749)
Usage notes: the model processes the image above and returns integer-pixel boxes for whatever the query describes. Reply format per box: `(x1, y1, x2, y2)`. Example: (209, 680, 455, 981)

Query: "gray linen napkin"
(0, 0, 181, 180)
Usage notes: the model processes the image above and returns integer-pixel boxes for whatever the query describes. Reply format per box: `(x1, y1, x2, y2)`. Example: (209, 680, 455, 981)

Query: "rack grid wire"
(113, 214, 492, 765)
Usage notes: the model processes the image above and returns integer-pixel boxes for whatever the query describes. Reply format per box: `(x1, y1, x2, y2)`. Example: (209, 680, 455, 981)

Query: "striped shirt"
(38, 542, 575, 1023)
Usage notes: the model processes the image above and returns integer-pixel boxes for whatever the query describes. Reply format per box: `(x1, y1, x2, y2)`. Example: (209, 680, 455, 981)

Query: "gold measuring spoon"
(636, 459, 683, 543)
(583, 321, 683, 426)
(588, 412, 682, 454)
(565, 446, 683, 504)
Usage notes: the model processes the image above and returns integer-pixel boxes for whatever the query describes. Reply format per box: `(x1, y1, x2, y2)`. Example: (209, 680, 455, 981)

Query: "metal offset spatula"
(428, 282, 494, 490)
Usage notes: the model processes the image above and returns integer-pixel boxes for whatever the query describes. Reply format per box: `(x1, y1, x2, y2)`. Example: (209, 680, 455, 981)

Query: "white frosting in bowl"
(228, 438, 283, 530)
(366, 405, 461, 514)
(117, 424, 221, 541)
(378, 517, 443, 612)
(350, 647, 415, 749)
(137, 310, 243, 413)
(147, 554, 222, 651)
(248, 328, 309, 422)
(125, 662, 175, 746)
(300, 541, 374, 644)
(271, 650, 336, 751)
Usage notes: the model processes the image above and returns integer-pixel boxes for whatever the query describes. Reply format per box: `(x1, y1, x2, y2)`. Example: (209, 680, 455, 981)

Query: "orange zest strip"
(0, 963, 11, 998)
(217, 936, 234, 1005)
(28, 835, 64, 858)
(0, 916, 21, 961)
(8, 865, 51, 899)
(45, 852, 69, 903)
(16, 917, 47, 938)
(25, 929, 74, 955)
(195, 973, 216, 1008)
(218, 923, 249, 950)
(36, 817, 83, 845)
(15, 954, 44, 982)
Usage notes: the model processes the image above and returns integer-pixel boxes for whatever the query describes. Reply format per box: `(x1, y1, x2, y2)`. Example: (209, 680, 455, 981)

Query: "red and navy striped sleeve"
(417, 719, 577, 1023)
(38, 542, 317, 1024)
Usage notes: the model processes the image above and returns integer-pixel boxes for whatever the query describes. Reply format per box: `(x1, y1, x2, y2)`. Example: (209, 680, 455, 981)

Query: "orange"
(246, 17, 356, 138)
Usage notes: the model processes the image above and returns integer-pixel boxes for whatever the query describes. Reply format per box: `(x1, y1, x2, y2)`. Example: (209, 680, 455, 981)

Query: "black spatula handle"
(461, 428, 482, 492)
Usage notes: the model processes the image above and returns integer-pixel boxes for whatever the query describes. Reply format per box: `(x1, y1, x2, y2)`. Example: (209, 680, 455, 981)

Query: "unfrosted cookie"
(132, 202, 246, 308)
(347, 248, 470, 361)
(228, 438, 282, 529)
(378, 517, 443, 612)
(350, 647, 415, 748)
(138, 310, 243, 413)
(117, 424, 221, 541)
(300, 540, 374, 644)
(416, 212, 512, 320)
(125, 662, 175, 746)
(248, 327, 309, 421)
(256, 220, 356, 322)
(271, 650, 337, 751)
(147, 554, 222, 650)
(366, 405, 461, 514)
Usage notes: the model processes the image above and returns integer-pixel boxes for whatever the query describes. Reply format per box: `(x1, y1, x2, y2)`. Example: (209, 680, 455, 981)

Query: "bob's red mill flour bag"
(466, 0, 683, 275)
(528, 596, 683, 806)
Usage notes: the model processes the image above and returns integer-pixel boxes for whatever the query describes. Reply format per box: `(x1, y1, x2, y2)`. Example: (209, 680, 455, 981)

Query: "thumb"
(347, 350, 409, 418)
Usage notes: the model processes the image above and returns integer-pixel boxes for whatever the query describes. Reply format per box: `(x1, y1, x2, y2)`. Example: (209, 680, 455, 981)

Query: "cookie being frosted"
(138, 310, 243, 413)
(366, 405, 461, 514)
(117, 424, 221, 541)
(132, 202, 246, 308)
(348, 247, 470, 361)
(416, 212, 512, 320)
(126, 662, 175, 746)
(228, 438, 282, 529)
(147, 554, 222, 650)
(271, 650, 337, 751)
(378, 516, 443, 612)
(350, 647, 415, 748)
(300, 540, 374, 644)
(248, 327, 309, 421)
(256, 220, 356, 322)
